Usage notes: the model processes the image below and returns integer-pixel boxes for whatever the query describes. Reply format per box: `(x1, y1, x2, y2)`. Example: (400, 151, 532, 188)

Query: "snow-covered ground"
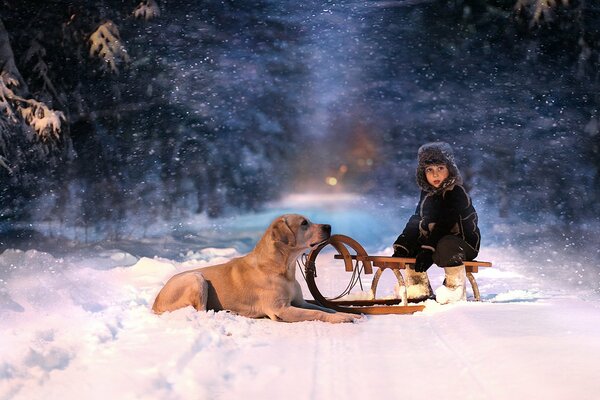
(1, 193, 600, 400)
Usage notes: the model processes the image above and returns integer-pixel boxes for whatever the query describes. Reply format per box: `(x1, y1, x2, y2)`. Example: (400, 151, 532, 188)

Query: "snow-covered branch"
(89, 20, 130, 73)
(18, 98, 65, 140)
(133, 0, 161, 21)
(1, 71, 65, 140)
(1, 17, 65, 140)
(0, 71, 20, 123)
(514, 0, 571, 25)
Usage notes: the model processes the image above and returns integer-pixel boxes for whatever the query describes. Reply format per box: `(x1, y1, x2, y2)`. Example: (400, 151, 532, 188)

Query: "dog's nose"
(322, 224, 331, 235)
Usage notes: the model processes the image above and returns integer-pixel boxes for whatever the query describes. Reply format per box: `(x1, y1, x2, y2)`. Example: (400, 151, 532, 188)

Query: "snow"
(434, 284, 464, 304)
(2, 193, 600, 399)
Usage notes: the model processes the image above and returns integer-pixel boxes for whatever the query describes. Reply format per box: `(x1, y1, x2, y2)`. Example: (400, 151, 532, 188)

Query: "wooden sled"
(302, 234, 492, 315)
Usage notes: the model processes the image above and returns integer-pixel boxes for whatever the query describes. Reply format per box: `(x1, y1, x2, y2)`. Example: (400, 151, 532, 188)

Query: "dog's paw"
(347, 312, 363, 320)
(328, 312, 361, 323)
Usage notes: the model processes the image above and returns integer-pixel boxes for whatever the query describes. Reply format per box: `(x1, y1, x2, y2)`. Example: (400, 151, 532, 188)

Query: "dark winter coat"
(393, 142, 481, 257)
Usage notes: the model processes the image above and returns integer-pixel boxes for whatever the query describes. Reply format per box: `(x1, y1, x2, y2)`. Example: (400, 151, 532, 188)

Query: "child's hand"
(392, 245, 410, 257)
(414, 250, 434, 272)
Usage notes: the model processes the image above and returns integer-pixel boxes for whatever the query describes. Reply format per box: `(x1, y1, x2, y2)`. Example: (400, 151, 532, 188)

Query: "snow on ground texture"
(2, 193, 600, 400)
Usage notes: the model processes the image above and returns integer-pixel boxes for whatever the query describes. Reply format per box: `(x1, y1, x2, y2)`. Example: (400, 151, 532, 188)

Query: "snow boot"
(435, 265, 467, 304)
(405, 265, 433, 302)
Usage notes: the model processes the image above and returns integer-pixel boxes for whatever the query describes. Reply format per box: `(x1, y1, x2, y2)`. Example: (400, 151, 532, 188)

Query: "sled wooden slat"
(333, 255, 492, 274)
(306, 299, 425, 315)
(345, 304, 425, 315)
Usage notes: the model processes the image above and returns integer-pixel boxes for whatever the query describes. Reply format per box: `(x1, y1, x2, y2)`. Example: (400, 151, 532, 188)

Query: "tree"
(1, 0, 311, 236)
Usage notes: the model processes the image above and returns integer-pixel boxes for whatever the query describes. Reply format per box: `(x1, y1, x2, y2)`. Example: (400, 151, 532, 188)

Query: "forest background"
(1, 0, 599, 253)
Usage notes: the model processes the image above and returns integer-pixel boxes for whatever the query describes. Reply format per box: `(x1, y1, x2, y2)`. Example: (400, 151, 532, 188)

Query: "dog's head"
(270, 214, 331, 250)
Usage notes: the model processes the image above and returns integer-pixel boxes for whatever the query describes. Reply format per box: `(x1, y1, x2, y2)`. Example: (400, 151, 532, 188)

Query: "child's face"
(425, 164, 449, 188)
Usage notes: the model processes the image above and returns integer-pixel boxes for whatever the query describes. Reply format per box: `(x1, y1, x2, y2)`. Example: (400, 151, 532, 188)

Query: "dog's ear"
(271, 217, 296, 247)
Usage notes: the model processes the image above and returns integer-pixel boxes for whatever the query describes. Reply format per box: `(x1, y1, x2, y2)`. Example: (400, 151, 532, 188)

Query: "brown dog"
(152, 214, 361, 323)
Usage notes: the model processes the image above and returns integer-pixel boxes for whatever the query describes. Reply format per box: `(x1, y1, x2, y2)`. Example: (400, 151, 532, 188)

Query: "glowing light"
(325, 177, 338, 186)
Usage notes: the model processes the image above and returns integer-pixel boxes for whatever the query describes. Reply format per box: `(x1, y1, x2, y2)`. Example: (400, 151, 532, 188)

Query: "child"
(392, 142, 480, 304)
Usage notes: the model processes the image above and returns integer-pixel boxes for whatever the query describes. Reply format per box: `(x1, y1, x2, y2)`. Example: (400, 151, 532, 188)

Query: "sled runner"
(301, 234, 492, 315)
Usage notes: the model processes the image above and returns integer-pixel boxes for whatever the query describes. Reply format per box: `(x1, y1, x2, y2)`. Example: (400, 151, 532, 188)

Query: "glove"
(392, 245, 410, 258)
(414, 249, 434, 272)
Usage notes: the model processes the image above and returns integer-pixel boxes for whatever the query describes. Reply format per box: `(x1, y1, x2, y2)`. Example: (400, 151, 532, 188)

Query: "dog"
(152, 214, 361, 323)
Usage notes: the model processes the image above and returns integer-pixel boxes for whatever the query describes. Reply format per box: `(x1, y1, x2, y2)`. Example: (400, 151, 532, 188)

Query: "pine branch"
(18, 98, 65, 140)
(0, 154, 12, 173)
(514, 0, 571, 25)
(133, 0, 161, 21)
(0, 71, 20, 122)
(1, 71, 65, 140)
(89, 20, 130, 74)
(23, 36, 62, 106)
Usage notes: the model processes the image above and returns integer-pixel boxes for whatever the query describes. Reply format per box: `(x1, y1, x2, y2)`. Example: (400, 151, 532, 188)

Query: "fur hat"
(416, 142, 462, 193)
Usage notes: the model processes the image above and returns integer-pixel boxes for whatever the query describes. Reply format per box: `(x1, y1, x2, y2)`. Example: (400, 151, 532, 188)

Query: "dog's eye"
(301, 220, 308, 227)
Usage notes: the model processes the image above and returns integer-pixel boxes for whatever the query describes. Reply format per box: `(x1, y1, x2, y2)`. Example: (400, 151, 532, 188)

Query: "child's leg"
(405, 265, 433, 302)
(432, 235, 477, 303)
(432, 235, 478, 267)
